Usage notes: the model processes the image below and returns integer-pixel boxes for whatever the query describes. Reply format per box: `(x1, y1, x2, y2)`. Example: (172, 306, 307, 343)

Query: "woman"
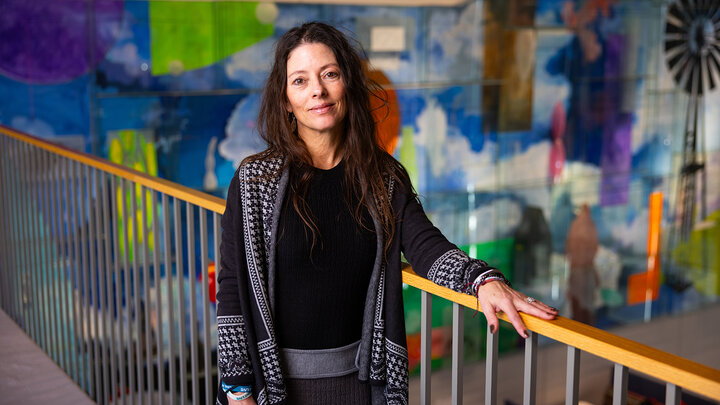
(216, 22, 558, 405)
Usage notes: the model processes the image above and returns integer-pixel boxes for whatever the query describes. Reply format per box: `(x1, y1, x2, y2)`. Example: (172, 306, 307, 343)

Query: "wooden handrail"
(402, 268, 720, 400)
(0, 124, 226, 214)
(3, 124, 719, 400)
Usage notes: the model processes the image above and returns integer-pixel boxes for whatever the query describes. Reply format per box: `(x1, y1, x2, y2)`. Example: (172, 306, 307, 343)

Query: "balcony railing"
(1, 124, 719, 404)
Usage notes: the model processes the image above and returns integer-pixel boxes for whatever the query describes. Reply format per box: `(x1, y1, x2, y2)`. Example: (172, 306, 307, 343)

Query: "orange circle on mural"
(364, 63, 400, 155)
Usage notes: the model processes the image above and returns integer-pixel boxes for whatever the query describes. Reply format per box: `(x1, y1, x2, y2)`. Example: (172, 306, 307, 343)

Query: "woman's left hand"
(476, 281, 558, 338)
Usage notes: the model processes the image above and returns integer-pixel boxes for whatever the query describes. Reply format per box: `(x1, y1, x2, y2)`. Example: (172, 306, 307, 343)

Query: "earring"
(289, 112, 297, 133)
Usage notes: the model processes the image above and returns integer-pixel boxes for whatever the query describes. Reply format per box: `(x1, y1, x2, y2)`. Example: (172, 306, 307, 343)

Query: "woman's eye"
(292, 77, 305, 85)
(325, 71, 339, 79)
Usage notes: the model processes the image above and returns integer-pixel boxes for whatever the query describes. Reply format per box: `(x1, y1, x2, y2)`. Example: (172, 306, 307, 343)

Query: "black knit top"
(275, 161, 377, 350)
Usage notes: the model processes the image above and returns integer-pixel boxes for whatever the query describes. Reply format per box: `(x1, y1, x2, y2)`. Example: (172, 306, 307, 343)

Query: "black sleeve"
(398, 179, 495, 294)
(217, 169, 254, 388)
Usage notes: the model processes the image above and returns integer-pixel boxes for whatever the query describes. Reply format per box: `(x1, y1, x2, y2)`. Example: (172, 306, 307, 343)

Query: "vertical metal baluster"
(102, 170, 115, 404)
(44, 150, 54, 359)
(81, 165, 95, 398)
(187, 203, 199, 405)
(78, 162, 90, 394)
(1, 135, 13, 315)
(141, 185, 154, 404)
(88, 166, 101, 403)
(565, 346, 580, 405)
(39, 149, 52, 360)
(164, 194, 176, 405)
(111, 175, 127, 405)
(23, 142, 38, 344)
(59, 157, 73, 377)
(200, 208, 211, 405)
(38, 147, 50, 355)
(213, 212, 221, 401)
(14, 139, 28, 332)
(523, 331, 538, 405)
(103, 172, 117, 404)
(72, 159, 83, 383)
(486, 323, 498, 405)
(451, 302, 463, 405)
(121, 178, 136, 404)
(130, 179, 142, 405)
(46, 151, 60, 365)
(666, 383, 681, 405)
(613, 363, 628, 405)
(175, 199, 187, 404)
(12, 140, 24, 325)
(28, 143, 40, 343)
(1, 136, 15, 319)
(42, 150, 55, 363)
(39, 148, 51, 356)
(0, 135, 9, 314)
(69, 160, 82, 386)
(75, 160, 85, 389)
(96, 170, 110, 405)
(7, 137, 18, 322)
(420, 290, 432, 405)
(19, 142, 36, 340)
(47, 152, 60, 369)
(0, 135, 8, 313)
(23, 143, 36, 344)
(1, 136, 12, 314)
(152, 190, 165, 405)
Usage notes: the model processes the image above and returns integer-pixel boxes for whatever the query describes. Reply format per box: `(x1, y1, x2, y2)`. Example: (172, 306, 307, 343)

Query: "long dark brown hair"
(243, 21, 411, 253)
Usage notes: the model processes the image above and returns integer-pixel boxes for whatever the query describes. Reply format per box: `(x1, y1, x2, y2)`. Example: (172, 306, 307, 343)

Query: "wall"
(1, 0, 719, 357)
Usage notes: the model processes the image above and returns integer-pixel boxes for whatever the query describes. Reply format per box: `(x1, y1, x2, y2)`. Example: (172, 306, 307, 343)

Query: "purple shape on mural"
(0, 0, 124, 83)
(600, 34, 633, 206)
(601, 113, 633, 205)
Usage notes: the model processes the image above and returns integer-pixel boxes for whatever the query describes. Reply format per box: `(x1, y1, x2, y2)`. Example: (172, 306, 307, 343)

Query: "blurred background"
(1, 0, 718, 395)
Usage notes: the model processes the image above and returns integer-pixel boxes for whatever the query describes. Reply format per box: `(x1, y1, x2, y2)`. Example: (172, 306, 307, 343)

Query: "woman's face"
(285, 42, 347, 141)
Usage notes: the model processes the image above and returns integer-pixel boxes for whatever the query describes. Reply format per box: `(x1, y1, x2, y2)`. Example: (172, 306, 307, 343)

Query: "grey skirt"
(285, 372, 371, 405)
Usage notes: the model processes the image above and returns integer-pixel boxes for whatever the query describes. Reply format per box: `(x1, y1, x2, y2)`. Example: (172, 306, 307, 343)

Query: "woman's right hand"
(228, 395, 256, 405)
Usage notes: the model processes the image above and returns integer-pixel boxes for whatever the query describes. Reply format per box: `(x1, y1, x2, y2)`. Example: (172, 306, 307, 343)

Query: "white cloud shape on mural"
(107, 10, 134, 41)
(219, 94, 266, 167)
(413, 99, 495, 190)
(611, 209, 649, 254)
(499, 141, 550, 186)
(498, 140, 552, 214)
(430, 197, 523, 246)
(564, 161, 602, 207)
(704, 92, 720, 152)
(428, 1, 484, 81)
(532, 72, 570, 127)
(225, 38, 274, 87)
(11, 116, 55, 138)
(706, 150, 720, 213)
(106, 42, 144, 77)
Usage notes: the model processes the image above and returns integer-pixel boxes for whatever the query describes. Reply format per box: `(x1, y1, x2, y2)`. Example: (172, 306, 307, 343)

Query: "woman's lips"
(309, 103, 334, 114)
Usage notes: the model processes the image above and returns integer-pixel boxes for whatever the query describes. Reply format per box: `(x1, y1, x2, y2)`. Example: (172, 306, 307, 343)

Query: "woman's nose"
(311, 80, 325, 97)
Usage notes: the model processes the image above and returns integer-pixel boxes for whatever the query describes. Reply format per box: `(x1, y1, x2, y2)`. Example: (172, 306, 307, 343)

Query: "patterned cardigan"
(216, 156, 494, 405)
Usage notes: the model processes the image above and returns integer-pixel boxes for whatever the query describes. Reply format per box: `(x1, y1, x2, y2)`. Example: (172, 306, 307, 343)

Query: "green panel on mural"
(457, 237, 515, 282)
(399, 126, 419, 189)
(402, 237, 520, 375)
(673, 210, 720, 296)
(149, 2, 273, 75)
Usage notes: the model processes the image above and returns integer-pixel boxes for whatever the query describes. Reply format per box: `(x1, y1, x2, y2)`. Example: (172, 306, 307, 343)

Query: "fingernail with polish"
(550, 307, 558, 312)
(489, 324, 496, 334)
(523, 330, 529, 339)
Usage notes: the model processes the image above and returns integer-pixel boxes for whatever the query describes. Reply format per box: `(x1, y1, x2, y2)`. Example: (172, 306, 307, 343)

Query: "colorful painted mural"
(2, 0, 719, 360)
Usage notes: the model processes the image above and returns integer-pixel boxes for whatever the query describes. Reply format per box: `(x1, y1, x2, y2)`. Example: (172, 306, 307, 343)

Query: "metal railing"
(1, 124, 719, 404)
(0, 125, 224, 404)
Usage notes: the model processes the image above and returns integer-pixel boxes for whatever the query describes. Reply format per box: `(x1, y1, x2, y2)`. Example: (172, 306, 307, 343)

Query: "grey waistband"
(281, 340, 361, 379)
